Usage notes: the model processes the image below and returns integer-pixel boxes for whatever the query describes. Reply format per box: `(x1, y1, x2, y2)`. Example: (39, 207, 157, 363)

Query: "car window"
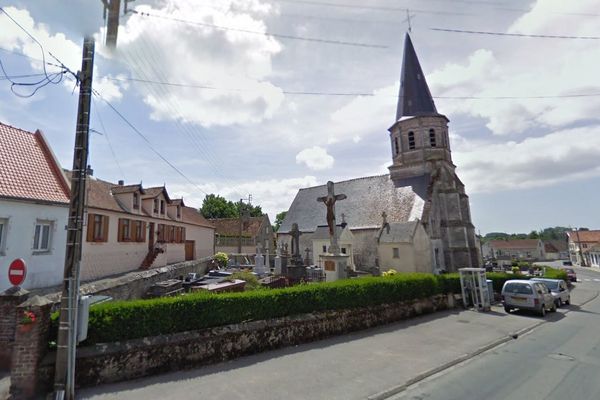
(504, 283, 533, 294)
(539, 281, 558, 290)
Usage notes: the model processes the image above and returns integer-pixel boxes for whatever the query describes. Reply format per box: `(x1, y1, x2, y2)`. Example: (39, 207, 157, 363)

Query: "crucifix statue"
(290, 223, 302, 259)
(317, 181, 347, 255)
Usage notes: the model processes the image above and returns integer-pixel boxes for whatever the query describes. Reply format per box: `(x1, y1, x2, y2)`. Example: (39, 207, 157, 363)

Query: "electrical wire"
(91, 96, 127, 180)
(431, 28, 600, 40)
(130, 9, 388, 49)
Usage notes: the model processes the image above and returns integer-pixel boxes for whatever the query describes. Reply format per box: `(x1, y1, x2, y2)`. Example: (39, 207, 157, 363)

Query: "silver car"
(502, 280, 556, 316)
(530, 278, 570, 307)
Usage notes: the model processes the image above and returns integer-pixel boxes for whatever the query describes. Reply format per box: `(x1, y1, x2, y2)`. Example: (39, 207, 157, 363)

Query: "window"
(133, 220, 146, 242)
(322, 245, 327, 253)
(393, 247, 400, 258)
(133, 193, 139, 209)
(160, 200, 165, 215)
(157, 224, 166, 242)
(153, 199, 159, 213)
(118, 218, 132, 242)
(181, 227, 186, 242)
(341, 247, 347, 254)
(87, 214, 109, 242)
(177, 206, 181, 219)
(169, 225, 176, 243)
(0, 218, 7, 254)
(33, 221, 52, 252)
(408, 131, 415, 150)
(429, 129, 436, 147)
(394, 137, 399, 155)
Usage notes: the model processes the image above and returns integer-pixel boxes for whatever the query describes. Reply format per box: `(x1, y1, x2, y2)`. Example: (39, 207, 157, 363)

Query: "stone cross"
(290, 223, 302, 258)
(317, 181, 347, 255)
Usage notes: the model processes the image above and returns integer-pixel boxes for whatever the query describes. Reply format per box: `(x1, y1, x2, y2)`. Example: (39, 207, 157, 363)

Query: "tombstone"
(254, 250, 266, 275)
(274, 254, 282, 275)
(304, 247, 311, 266)
(265, 250, 270, 273)
(317, 181, 351, 282)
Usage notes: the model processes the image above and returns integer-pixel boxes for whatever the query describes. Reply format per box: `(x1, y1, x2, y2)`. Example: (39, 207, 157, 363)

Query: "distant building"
(211, 215, 274, 255)
(543, 240, 568, 260)
(311, 225, 355, 269)
(376, 220, 432, 273)
(483, 239, 545, 265)
(0, 122, 70, 291)
(567, 230, 600, 267)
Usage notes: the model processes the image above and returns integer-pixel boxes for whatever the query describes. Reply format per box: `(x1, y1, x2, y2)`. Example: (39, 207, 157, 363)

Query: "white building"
(0, 122, 70, 291)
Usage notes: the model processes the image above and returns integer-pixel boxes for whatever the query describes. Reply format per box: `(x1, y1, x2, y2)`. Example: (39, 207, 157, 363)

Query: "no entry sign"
(8, 258, 27, 286)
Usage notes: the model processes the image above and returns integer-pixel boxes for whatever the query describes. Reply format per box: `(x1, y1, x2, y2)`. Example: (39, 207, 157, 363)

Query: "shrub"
(511, 266, 521, 275)
(79, 273, 456, 345)
(227, 271, 261, 290)
(382, 269, 397, 277)
(213, 252, 228, 268)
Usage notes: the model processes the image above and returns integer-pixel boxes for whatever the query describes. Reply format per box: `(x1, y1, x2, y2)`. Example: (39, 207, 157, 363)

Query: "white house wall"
(0, 199, 68, 290)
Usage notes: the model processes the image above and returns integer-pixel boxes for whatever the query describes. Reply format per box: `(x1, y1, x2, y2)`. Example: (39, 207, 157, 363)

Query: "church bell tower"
(387, 33, 480, 271)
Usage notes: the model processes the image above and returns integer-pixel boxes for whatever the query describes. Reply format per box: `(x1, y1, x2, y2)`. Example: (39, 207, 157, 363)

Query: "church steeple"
(396, 33, 437, 121)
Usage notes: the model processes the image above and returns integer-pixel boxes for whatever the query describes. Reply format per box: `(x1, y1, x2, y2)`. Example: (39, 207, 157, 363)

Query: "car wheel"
(504, 306, 511, 313)
(551, 303, 557, 312)
(557, 298, 563, 307)
(540, 305, 546, 317)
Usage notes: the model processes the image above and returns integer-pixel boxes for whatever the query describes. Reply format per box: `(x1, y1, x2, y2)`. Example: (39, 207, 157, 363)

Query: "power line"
(92, 89, 210, 197)
(130, 9, 388, 48)
(272, 0, 475, 16)
(91, 96, 126, 180)
(102, 75, 600, 99)
(431, 28, 600, 40)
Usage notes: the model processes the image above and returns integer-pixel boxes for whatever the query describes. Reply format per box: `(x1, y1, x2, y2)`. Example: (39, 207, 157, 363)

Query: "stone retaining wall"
(39, 293, 459, 388)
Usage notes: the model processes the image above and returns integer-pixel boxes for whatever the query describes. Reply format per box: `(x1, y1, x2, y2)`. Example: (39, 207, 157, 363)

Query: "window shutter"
(102, 215, 109, 242)
(86, 213, 95, 242)
(182, 227, 186, 242)
(131, 221, 138, 242)
(118, 218, 124, 242)
(141, 222, 147, 242)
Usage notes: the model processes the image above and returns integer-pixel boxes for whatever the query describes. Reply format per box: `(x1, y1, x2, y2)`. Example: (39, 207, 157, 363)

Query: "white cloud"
(168, 175, 319, 220)
(115, 0, 284, 127)
(454, 125, 600, 193)
(427, 0, 600, 136)
(295, 146, 334, 170)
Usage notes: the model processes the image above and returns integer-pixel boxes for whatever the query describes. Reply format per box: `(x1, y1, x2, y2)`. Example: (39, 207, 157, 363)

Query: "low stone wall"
(41, 257, 213, 305)
(39, 293, 459, 388)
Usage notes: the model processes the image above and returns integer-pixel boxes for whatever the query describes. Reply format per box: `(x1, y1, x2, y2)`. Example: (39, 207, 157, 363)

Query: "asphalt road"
(392, 266, 600, 400)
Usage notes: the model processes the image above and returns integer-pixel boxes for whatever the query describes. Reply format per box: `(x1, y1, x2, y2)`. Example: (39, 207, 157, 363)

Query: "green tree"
(273, 211, 287, 232)
(236, 202, 263, 217)
(528, 230, 540, 239)
(199, 194, 238, 219)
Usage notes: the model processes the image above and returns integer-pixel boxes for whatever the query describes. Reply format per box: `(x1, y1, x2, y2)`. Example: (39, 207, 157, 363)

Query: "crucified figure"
(317, 181, 347, 237)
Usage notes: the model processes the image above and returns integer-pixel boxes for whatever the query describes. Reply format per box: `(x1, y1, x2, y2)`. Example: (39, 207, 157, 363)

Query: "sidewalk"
(76, 284, 597, 400)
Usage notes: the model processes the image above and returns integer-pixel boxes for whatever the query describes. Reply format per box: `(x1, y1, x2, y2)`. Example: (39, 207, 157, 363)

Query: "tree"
(528, 230, 540, 239)
(236, 202, 263, 217)
(199, 194, 237, 219)
(273, 211, 287, 232)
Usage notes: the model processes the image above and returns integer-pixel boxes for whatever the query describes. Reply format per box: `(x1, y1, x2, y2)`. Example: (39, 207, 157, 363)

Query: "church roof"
(279, 174, 427, 233)
(378, 221, 419, 244)
(312, 225, 348, 240)
(396, 33, 438, 120)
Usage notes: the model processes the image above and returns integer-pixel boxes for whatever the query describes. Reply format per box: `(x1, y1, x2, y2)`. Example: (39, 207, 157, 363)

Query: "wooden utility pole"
(53, 37, 95, 400)
(104, 0, 121, 47)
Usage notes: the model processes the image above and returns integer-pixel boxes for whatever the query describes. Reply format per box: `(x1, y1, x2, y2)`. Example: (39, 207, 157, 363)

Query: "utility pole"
(53, 37, 95, 400)
(103, 0, 121, 47)
(575, 228, 587, 267)
(237, 196, 251, 255)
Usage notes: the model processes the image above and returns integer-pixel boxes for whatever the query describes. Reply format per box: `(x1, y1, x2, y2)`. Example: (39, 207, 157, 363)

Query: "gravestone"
(254, 250, 266, 275)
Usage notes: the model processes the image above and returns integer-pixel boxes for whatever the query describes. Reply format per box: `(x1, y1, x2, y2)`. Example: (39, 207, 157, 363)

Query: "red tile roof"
(567, 230, 600, 243)
(488, 239, 541, 249)
(0, 122, 70, 204)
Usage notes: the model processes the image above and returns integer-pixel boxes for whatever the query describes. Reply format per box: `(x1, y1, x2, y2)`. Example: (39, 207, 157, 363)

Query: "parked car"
(530, 278, 570, 307)
(562, 260, 573, 266)
(501, 280, 556, 316)
(562, 268, 577, 282)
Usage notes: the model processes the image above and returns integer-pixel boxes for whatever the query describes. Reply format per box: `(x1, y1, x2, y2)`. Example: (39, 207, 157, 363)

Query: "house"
(543, 240, 568, 260)
(278, 34, 480, 273)
(211, 215, 274, 255)
(567, 230, 600, 267)
(311, 225, 355, 269)
(0, 122, 70, 291)
(78, 175, 215, 281)
(588, 245, 600, 268)
(483, 239, 545, 266)
(377, 220, 432, 274)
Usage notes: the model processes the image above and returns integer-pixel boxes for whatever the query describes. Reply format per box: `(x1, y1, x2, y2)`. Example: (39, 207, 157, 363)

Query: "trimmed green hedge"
(68, 273, 458, 345)
(50, 267, 566, 345)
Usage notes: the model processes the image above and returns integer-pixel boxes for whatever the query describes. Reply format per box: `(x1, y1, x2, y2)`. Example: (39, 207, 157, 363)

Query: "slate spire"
(396, 33, 437, 120)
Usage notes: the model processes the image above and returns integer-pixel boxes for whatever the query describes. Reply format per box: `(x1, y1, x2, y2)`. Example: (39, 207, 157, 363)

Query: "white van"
(501, 280, 556, 317)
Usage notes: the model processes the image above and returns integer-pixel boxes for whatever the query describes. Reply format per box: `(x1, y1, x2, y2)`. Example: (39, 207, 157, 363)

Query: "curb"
(367, 290, 600, 400)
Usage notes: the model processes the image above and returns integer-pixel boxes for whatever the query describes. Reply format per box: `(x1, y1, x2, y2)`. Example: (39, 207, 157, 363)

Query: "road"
(393, 266, 600, 400)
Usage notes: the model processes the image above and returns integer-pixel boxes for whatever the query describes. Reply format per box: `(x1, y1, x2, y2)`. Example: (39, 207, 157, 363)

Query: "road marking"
(594, 279, 600, 282)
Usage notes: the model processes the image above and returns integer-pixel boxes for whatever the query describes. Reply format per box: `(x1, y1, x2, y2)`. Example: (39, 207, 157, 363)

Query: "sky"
(0, 0, 598, 235)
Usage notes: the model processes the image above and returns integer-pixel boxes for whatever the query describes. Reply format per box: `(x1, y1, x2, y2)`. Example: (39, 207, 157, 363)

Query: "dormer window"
(153, 199, 159, 213)
(429, 129, 436, 147)
(160, 200, 165, 215)
(177, 206, 181, 219)
(133, 192, 139, 209)
(408, 131, 415, 150)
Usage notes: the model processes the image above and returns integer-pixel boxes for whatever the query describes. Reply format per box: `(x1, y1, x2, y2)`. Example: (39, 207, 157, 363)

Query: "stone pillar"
(0, 287, 29, 370)
(10, 295, 53, 400)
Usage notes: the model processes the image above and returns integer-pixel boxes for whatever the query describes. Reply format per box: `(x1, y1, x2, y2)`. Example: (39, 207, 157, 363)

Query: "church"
(278, 34, 480, 273)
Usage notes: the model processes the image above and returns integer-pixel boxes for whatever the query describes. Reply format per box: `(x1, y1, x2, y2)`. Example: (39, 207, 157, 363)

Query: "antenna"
(407, 9, 412, 33)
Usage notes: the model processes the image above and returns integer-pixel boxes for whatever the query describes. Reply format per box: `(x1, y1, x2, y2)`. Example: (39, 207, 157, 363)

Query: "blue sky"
(1, 0, 598, 234)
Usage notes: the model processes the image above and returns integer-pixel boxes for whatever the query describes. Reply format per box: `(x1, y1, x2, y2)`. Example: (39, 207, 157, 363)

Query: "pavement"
(77, 266, 600, 400)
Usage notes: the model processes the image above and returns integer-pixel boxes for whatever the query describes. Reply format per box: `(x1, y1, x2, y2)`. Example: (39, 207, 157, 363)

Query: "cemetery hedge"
(78, 273, 460, 345)
(55, 267, 565, 345)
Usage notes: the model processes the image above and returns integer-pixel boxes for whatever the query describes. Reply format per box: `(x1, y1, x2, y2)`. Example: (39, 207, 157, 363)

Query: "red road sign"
(8, 258, 27, 286)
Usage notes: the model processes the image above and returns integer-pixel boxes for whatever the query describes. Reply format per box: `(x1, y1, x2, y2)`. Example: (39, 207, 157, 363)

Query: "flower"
(21, 310, 36, 325)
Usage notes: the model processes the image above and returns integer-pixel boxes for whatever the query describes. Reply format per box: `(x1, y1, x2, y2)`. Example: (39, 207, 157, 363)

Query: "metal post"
(54, 37, 95, 400)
